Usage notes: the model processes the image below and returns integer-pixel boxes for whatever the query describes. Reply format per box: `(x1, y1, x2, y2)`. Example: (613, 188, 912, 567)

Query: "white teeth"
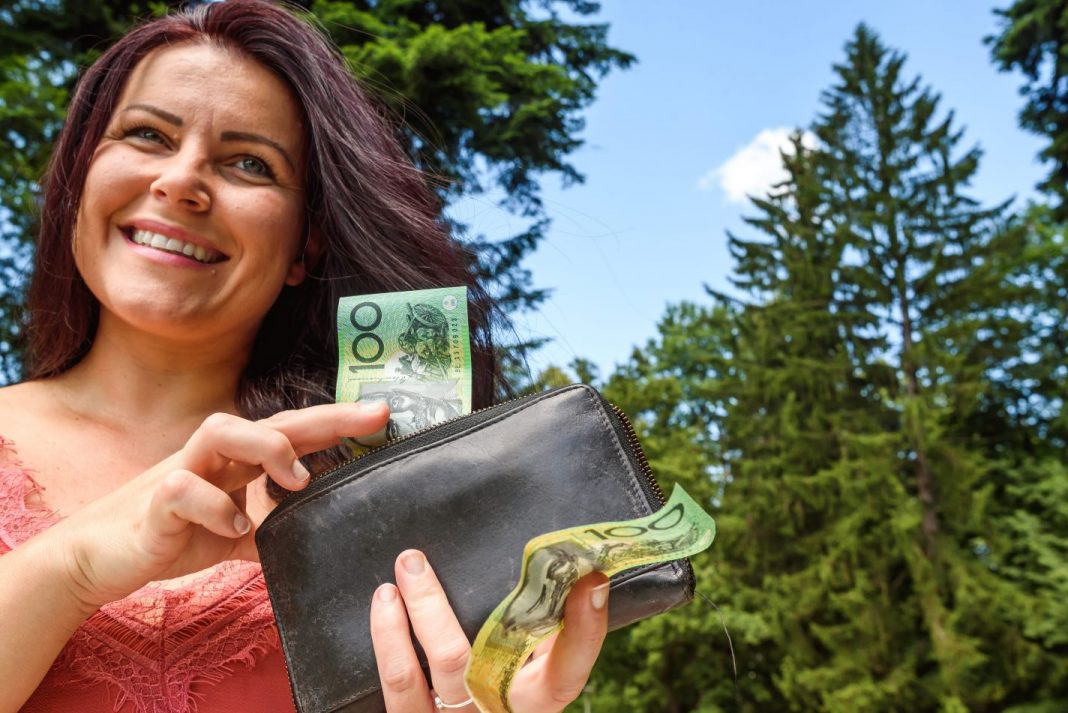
(130, 229, 218, 264)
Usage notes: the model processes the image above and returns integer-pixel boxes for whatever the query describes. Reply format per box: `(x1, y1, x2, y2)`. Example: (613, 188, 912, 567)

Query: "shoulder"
(0, 382, 26, 430)
(0, 380, 54, 448)
(0, 380, 82, 503)
(0, 380, 45, 421)
(0, 383, 32, 469)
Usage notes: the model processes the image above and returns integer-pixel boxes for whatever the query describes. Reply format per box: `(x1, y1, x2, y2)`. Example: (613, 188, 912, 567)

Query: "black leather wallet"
(256, 384, 696, 713)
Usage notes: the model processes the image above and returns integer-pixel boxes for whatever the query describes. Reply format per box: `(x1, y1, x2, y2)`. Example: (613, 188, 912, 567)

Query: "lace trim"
(53, 562, 280, 713)
(0, 438, 282, 713)
(0, 437, 60, 552)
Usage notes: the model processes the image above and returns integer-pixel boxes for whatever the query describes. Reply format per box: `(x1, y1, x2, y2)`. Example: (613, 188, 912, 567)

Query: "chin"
(103, 298, 219, 340)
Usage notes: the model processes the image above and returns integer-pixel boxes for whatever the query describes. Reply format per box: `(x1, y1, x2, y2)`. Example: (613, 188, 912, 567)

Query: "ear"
(285, 225, 323, 286)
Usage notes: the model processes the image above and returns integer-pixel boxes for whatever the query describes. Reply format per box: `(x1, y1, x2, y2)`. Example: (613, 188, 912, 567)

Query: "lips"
(120, 222, 226, 264)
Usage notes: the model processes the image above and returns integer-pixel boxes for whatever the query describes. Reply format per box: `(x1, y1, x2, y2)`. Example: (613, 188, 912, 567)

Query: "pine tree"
(983, 203, 1068, 711)
(813, 26, 1068, 708)
(580, 25, 1068, 712)
(712, 133, 915, 711)
(987, 0, 1068, 217)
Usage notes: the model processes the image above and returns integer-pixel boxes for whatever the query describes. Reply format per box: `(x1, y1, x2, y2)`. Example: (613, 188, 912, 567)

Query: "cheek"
(75, 153, 144, 245)
(81, 146, 143, 211)
(230, 193, 304, 260)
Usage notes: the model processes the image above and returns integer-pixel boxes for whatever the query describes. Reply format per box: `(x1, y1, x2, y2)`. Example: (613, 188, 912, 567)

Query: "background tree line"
(556, 3, 1068, 711)
(2, 1, 1066, 711)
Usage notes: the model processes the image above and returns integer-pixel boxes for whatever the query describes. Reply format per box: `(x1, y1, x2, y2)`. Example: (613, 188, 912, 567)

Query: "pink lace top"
(0, 438, 297, 713)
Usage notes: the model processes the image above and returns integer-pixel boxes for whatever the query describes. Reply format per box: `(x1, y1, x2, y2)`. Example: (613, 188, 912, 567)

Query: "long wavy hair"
(24, 0, 506, 466)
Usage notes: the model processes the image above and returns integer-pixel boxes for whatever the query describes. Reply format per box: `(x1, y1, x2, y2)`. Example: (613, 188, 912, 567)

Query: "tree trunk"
(898, 283, 940, 561)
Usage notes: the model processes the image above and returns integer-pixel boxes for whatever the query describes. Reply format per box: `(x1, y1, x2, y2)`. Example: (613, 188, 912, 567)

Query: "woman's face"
(74, 42, 308, 348)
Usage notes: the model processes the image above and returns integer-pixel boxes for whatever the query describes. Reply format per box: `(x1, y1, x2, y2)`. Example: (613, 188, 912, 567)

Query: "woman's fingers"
(393, 550, 473, 707)
(370, 583, 434, 712)
(260, 401, 390, 456)
(144, 469, 250, 543)
(530, 630, 560, 661)
(512, 572, 610, 712)
(49, 404, 390, 611)
(182, 413, 310, 491)
(369, 554, 609, 713)
(372, 554, 609, 713)
(370, 550, 476, 712)
(178, 403, 388, 492)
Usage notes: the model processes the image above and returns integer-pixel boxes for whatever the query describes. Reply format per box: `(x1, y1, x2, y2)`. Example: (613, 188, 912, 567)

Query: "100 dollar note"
(336, 287, 471, 444)
(464, 485, 716, 713)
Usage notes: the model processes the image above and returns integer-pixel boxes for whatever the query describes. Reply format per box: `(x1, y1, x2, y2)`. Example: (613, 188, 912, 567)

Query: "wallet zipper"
(269, 386, 666, 520)
(606, 401, 665, 504)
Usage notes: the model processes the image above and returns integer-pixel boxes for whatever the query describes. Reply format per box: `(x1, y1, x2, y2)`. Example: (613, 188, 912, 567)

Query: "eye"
(123, 125, 167, 144)
(234, 155, 275, 179)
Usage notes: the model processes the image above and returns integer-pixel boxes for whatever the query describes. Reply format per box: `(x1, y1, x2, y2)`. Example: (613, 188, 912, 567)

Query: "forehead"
(114, 42, 303, 152)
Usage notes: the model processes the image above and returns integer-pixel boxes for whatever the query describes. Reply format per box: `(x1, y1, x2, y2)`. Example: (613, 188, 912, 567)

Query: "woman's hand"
(371, 550, 609, 713)
(50, 402, 390, 613)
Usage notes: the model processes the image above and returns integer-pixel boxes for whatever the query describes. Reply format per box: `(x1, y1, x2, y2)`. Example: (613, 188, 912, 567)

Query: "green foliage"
(313, 0, 633, 213)
(988, 0, 1068, 216)
(579, 24, 1068, 712)
(1009, 204, 1068, 451)
(0, 0, 135, 380)
(572, 302, 745, 713)
(524, 356, 601, 396)
(0, 51, 65, 381)
(309, 0, 632, 382)
(0, 0, 634, 382)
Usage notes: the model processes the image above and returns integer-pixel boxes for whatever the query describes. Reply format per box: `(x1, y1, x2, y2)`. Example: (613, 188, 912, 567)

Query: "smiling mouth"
(124, 228, 225, 264)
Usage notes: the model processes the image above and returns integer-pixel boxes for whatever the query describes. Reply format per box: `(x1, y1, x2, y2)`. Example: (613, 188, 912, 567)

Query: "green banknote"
(463, 486, 716, 713)
(336, 287, 471, 444)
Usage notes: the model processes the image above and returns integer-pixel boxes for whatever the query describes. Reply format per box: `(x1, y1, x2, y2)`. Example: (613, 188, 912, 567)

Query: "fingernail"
(377, 584, 397, 602)
(590, 583, 610, 611)
(292, 459, 311, 482)
(402, 551, 425, 576)
(357, 400, 388, 413)
(234, 513, 251, 535)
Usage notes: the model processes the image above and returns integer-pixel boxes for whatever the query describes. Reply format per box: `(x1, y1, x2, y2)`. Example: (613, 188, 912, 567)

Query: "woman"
(0, 2, 609, 711)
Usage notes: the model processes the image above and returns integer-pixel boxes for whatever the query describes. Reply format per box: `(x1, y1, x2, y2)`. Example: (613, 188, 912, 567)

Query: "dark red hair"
(25, 0, 505, 443)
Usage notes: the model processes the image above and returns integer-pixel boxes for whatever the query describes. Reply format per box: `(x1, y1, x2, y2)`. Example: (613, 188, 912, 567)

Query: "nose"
(149, 146, 211, 211)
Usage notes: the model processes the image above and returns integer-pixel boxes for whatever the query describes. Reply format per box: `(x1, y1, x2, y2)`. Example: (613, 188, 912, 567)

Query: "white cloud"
(698, 127, 819, 203)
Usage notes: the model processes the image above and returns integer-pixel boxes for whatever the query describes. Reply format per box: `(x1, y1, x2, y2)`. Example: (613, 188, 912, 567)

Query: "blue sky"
(451, 1, 1048, 381)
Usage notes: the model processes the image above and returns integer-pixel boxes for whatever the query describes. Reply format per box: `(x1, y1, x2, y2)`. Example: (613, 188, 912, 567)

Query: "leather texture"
(257, 384, 696, 713)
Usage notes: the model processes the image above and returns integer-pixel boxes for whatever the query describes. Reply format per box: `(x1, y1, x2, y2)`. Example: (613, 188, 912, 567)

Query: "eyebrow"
(124, 103, 182, 126)
(121, 103, 296, 172)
